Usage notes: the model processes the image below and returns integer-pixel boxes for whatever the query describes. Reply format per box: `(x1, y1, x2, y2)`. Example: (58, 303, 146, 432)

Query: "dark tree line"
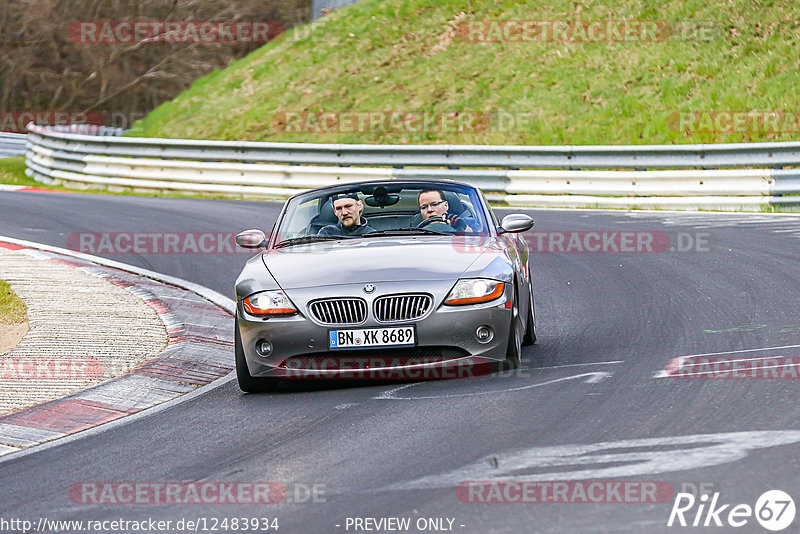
(1, 0, 310, 131)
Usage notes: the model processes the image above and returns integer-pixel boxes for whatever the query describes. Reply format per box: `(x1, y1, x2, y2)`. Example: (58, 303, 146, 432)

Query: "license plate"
(329, 326, 415, 349)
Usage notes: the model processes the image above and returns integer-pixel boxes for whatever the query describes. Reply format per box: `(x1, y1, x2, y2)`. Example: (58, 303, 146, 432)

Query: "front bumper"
(237, 280, 513, 379)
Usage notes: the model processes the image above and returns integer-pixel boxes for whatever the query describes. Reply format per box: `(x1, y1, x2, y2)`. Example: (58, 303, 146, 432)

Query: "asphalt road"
(2, 191, 800, 533)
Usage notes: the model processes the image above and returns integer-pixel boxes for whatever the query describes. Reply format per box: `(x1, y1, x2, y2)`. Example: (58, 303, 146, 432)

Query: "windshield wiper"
(273, 235, 355, 248)
(362, 228, 450, 237)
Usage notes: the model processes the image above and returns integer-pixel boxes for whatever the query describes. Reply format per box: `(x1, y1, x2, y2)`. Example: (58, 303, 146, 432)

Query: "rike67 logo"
(667, 490, 795, 531)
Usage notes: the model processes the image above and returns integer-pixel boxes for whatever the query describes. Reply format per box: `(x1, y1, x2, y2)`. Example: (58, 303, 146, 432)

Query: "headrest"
(316, 199, 338, 225)
(444, 191, 465, 214)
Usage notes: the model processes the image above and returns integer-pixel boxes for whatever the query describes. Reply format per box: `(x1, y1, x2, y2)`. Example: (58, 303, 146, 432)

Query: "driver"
(318, 192, 376, 236)
(417, 190, 472, 232)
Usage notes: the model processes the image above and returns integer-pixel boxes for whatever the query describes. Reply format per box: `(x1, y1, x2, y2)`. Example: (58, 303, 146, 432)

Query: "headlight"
(444, 279, 505, 306)
(243, 291, 298, 316)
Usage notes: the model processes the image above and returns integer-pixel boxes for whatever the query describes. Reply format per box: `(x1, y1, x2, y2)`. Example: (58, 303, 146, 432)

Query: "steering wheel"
(417, 216, 455, 232)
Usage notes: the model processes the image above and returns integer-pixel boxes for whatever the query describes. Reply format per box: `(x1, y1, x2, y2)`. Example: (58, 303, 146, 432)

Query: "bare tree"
(0, 0, 310, 131)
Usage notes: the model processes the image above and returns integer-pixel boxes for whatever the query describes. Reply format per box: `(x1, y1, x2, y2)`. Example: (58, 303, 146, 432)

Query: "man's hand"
(444, 214, 468, 231)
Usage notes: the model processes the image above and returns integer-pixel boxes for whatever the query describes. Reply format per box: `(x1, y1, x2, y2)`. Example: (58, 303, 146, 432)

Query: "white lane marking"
(375, 362, 624, 399)
(373, 383, 421, 400)
(585, 371, 613, 383)
(530, 360, 624, 371)
(675, 344, 800, 359)
(374, 372, 613, 400)
(385, 430, 800, 489)
(653, 345, 800, 378)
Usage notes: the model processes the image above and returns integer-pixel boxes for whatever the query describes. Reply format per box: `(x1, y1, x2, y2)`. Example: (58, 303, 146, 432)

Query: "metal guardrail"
(27, 124, 127, 137)
(22, 124, 800, 211)
(0, 132, 28, 158)
(23, 125, 800, 170)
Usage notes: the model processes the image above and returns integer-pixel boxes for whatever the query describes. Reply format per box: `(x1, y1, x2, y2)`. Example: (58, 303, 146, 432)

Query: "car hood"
(262, 236, 497, 289)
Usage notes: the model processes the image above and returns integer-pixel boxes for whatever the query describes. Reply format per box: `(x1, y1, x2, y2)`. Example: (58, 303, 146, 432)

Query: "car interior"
(301, 186, 483, 236)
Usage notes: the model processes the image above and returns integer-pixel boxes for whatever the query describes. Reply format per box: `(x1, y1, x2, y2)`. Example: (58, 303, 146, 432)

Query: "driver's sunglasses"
(419, 200, 445, 211)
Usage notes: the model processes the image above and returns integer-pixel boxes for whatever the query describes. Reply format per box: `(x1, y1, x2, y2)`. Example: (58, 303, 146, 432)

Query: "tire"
(504, 285, 522, 370)
(523, 280, 537, 346)
(235, 317, 279, 393)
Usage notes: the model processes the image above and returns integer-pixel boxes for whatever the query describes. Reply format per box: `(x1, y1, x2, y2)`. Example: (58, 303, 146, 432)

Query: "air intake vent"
(309, 298, 367, 325)
(374, 294, 432, 323)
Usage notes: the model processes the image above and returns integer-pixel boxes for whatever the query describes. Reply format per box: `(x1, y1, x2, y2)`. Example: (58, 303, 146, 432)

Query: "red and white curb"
(0, 246, 168, 415)
(0, 237, 235, 458)
(0, 184, 65, 193)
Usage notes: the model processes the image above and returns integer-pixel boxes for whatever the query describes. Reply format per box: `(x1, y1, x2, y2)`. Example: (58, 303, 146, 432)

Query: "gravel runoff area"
(0, 246, 168, 415)
(0, 242, 233, 456)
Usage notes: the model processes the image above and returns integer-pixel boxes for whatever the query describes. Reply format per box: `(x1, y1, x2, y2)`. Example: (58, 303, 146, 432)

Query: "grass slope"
(0, 157, 86, 193)
(131, 0, 800, 145)
(0, 280, 26, 325)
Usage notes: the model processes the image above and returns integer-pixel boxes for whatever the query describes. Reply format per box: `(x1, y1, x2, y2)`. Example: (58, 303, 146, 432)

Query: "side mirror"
(236, 229, 267, 248)
(498, 214, 534, 234)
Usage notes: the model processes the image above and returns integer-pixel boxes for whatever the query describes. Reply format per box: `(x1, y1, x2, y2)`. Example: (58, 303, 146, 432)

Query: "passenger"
(318, 193, 376, 236)
(417, 190, 473, 232)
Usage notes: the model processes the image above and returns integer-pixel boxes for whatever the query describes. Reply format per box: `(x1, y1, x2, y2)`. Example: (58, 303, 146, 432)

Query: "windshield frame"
(268, 180, 495, 249)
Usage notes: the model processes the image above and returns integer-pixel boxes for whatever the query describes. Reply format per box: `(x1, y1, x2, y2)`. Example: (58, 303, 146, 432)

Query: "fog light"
(256, 339, 272, 357)
(476, 326, 493, 343)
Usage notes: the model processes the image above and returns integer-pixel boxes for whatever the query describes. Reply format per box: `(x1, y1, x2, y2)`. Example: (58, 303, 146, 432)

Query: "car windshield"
(274, 183, 489, 244)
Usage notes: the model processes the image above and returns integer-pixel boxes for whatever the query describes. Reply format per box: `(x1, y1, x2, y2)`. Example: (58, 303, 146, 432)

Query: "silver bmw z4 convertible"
(234, 180, 536, 392)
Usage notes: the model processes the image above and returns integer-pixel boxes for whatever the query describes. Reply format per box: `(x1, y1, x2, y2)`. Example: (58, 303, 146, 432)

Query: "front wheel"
(235, 317, 280, 393)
